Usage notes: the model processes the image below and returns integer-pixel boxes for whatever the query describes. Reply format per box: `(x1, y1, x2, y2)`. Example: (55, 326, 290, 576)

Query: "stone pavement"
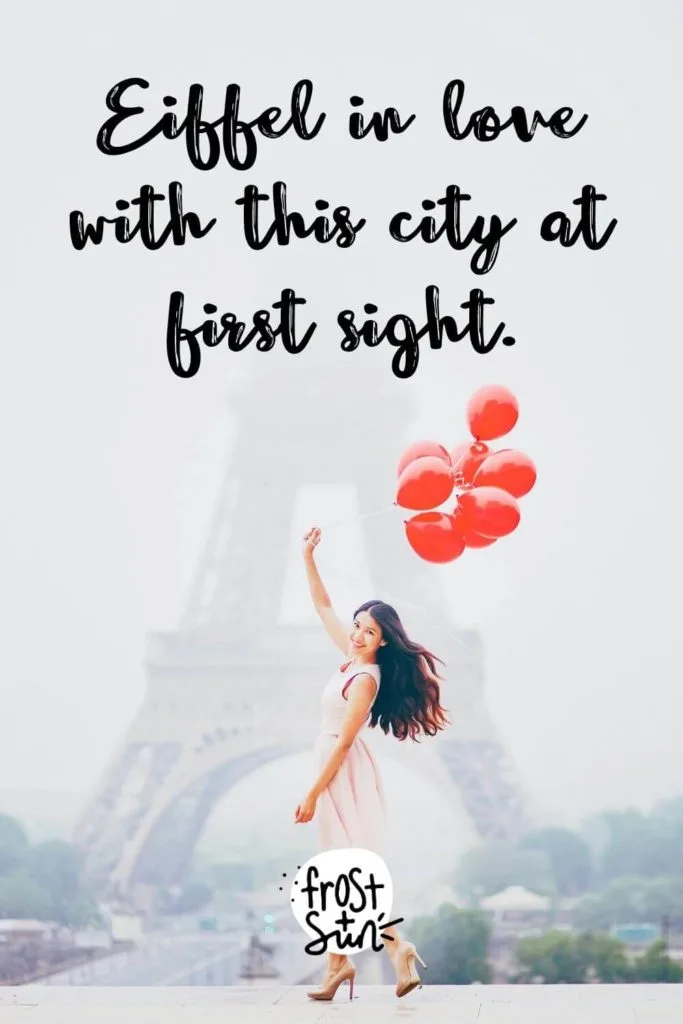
(1, 984, 683, 1023)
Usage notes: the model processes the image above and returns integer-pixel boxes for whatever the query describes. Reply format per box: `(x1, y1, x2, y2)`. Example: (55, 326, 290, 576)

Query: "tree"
(514, 931, 588, 984)
(573, 876, 645, 930)
(572, 893, 606, 931)
(515, 931, 683, 985)
(23, 840, 102, 927)
(519, 828, 593, 897)
(27, 841, 83, 924)
(653, 795, 683, 835)
(455, 842, 556, 903)
(0, 871, 53, 920)
(632, 940, 683, 983)
(409, 904, 492, 984)
(0, 815, 30, 876)
(595, 809, 681, 883)
(58, 892, 103, 929)
(0, 816, 100, 928)
(593, 876, 646, 925)
(640, 876, 683, 930)
(574, 932, 632, 982)
(515, 930, 634, 984)
(573, 875, 683, 932)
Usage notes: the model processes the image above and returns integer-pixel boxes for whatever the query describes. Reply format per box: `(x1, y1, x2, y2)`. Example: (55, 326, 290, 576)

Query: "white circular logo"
(289, 848, 401, 956)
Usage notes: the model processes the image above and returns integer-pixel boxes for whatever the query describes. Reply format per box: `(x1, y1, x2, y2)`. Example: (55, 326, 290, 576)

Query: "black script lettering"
(301, 866, 320, 910)
(69, 182, 215, 250)
(303, 911, 405, 956)
(389, 185, 516, 273)
(338, 286, 515, 379)
(348, 95, 416, 140)
(335, 874, 350, 908)
(443, 79, 588, 142)
(334, 909, 356, 935)
(348, 867, 368, 914)
(319, 879, 335, 912)
(166, 289, 316, 378)
(363, 872, 385, 911)
(236, 182, 365, 249)
(96, 78, 325, 171)
(540, 184, 617, 249)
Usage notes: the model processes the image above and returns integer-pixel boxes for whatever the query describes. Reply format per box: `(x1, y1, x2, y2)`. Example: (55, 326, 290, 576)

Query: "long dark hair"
(353, 600, 449, 742)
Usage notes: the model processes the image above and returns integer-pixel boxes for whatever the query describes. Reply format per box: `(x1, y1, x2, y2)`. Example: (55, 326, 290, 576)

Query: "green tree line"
(407, 909, 683, 985)
(406, 794, 683, 984)
(0, 814, 100, 927)
(454, 795, 683, 930)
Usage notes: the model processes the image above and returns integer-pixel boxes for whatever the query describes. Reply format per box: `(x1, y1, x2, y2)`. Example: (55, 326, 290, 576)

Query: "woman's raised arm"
(302, 527, 349, 655)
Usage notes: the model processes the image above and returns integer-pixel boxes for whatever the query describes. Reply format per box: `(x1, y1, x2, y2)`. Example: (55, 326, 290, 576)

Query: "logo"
(289, 848, 404, 956)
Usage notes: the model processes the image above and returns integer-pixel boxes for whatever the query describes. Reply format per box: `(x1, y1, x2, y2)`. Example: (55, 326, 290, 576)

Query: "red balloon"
(397, 440, 451, 477)
(397, 456, 454, 510)
(455, 486, 521, 538)
(464, 532, 497, 549)
(405, 513, 466, 563)
(450, 441, 491, 486)
(467, 386, 519, 441)
(450, 508, 497, 548)
(474, 449, 537, 498)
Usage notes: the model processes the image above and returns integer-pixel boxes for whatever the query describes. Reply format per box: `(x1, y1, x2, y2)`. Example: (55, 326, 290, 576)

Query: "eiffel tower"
(73, 347, 530, 911)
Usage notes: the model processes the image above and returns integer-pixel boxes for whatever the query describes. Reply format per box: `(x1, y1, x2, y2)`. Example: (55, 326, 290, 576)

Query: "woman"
(295, 526, 449, 1001)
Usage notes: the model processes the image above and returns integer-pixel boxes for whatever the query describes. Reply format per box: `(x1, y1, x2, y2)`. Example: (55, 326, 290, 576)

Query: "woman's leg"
(327, 951, 347, 973)
(382, 923, 403, 962)
(383, 919, 425, 997)
(307, 950, 354, 999)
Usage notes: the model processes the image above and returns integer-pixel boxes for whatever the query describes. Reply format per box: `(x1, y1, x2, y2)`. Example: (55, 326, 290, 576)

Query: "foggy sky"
(1, 0, 682, 835)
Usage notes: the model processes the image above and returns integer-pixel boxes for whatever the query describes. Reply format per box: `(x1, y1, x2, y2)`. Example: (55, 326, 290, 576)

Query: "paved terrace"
(2, 983, 683, 1022)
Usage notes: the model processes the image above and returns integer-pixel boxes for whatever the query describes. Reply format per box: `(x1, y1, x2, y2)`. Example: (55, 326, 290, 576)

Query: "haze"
(1, 0, 681, 861)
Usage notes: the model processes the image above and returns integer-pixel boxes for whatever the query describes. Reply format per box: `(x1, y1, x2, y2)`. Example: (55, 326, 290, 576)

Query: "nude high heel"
(306, 959, 356, 1001)
(393, 941, 427, 998)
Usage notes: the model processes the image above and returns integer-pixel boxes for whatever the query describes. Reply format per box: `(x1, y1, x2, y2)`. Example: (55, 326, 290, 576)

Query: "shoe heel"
(349, 976, 354, 1000)
(415, 952, 427, 969)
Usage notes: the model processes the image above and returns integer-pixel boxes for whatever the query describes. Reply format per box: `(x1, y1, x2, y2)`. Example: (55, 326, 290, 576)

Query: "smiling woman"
(298, 525, 449, 1001)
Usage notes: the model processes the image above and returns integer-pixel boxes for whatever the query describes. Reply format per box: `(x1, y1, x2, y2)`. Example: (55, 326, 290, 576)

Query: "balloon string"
(321, 560, 475, 652)
(450, 442, 483, 485)
(313, 454, 476, 644)
(321, 445, 474, 533)
(451, 450, 466, 475)
(320, 502, 399, 531)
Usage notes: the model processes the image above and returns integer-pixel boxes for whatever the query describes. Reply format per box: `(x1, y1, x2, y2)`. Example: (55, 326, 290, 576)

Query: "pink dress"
(314, 660, 387, 856)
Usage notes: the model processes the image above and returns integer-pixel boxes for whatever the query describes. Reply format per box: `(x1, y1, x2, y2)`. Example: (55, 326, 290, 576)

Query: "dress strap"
(341, 665, 380, 702)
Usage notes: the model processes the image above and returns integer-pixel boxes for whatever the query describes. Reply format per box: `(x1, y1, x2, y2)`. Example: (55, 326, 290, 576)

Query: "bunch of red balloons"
(396, 385, 536, 564)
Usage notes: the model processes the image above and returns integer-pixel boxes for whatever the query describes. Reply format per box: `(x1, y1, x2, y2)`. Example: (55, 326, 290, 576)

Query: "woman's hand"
(302, 526, 321, 558)
(294, 793, 317, 824)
